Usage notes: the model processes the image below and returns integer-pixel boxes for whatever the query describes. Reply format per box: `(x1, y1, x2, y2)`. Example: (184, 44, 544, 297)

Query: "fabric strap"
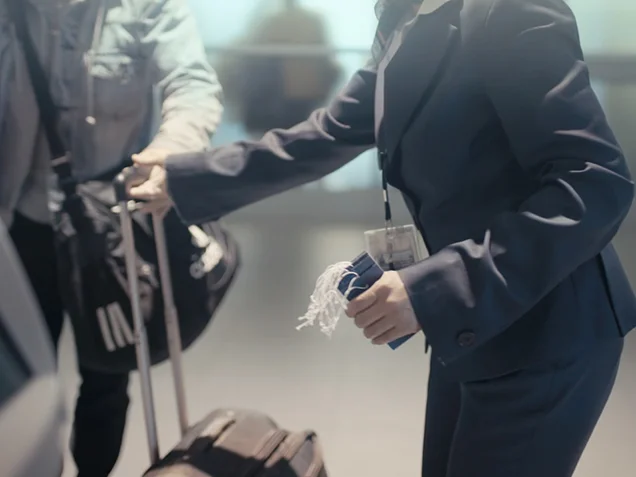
(6, 0, 76, 194)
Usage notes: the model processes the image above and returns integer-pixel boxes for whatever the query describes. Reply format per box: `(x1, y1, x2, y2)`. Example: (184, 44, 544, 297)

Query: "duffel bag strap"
(7, 0, 76, 196)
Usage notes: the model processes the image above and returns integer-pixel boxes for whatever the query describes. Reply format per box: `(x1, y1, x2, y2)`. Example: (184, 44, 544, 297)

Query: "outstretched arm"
(160, 63, 378, 224)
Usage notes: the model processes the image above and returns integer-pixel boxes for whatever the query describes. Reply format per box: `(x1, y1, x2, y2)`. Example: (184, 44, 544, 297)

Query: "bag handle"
(7, 0, 76, 195)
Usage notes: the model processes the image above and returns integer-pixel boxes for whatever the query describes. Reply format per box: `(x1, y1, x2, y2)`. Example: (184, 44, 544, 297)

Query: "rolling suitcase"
(113, 171, 328, 477)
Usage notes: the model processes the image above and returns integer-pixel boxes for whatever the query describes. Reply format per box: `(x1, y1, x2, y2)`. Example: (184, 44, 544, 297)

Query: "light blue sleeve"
(140, 0, 223, 153)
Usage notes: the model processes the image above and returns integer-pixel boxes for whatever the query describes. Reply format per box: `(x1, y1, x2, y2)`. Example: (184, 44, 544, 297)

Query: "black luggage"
(113, 174, 328, 477)
(144, 410, 327, 477)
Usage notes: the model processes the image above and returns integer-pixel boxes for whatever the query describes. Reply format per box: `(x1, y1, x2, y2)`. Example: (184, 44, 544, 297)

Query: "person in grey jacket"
(0, 1, 222, 475)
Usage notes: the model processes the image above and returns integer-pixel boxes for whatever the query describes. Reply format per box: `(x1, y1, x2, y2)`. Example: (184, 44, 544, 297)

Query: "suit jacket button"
(457, 331, 476, 348)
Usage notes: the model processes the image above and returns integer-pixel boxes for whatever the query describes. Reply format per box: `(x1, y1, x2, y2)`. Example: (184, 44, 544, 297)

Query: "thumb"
(367, 270, 392, 296)
(132, 149, 168, 167)
(128, 180, 157, 200)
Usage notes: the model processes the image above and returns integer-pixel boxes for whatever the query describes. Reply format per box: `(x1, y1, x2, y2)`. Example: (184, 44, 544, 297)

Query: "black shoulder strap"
(7, 0, 75, 190)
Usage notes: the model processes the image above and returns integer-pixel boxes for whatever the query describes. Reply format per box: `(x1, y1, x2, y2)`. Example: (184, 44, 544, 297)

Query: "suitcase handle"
(152, 212, 190, 437)
(114, 167, 190, 465)
(113, 166, 138, 203)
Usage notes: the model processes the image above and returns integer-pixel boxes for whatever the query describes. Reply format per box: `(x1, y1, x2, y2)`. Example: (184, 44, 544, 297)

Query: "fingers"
(132, 154, 156, 166)
(352, 302, 384, 329)
(132, 149, 168, 167)
(128, 166, 168, 202)
(139, 200, 172, 216)
(125, 167, 151, 190)
(346, 289, 377, 318)
(362, 317, 394, 341)
(372, 327, 405, 346)
(128, 181, 160, 200)
(347, 287, 391, 338)
(345, 271, 420, 346)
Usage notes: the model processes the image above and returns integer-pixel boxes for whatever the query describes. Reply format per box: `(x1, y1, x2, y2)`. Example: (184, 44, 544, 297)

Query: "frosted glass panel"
(207, 49, 379, 191)
(187, 0, 276, 46)
(292, 0, 377, 49)
(188, 0, 636, 55)
(188, 0, 376, 49)
(567, 0, 636, 54)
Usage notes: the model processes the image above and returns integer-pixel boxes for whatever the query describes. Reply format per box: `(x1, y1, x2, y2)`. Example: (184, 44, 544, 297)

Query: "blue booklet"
(337, 252, 414, 349)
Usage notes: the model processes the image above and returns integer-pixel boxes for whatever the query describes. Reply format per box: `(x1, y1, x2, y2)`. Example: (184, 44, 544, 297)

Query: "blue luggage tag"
(337, 252, 414, 349)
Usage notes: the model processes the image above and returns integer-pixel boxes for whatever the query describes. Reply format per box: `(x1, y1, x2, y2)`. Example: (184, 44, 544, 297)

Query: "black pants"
(422, 338, 623, 477)
(10, 213, 130, 477)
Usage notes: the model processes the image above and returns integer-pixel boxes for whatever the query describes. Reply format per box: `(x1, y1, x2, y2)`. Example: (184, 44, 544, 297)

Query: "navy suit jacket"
(166, 0, 636, 380)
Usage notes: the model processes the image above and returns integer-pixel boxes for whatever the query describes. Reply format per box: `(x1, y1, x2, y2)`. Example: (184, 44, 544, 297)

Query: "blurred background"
(58, 1, 636, 476)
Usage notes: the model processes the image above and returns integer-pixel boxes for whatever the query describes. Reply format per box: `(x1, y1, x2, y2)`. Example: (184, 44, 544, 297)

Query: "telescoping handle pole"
(113, 169, 160, 465)
(151, 212, 189, 436)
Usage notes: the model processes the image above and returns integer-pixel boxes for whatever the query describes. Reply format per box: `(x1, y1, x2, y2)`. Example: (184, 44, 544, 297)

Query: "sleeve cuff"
(165, 152, 224, 225)
(398, 249, 480, 365)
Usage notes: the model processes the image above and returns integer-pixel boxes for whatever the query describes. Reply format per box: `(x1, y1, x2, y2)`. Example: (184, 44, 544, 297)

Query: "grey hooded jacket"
(0, 0, 222, 226)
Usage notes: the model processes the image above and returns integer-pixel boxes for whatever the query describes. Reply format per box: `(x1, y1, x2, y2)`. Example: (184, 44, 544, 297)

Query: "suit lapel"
(378, 0, 460, 159)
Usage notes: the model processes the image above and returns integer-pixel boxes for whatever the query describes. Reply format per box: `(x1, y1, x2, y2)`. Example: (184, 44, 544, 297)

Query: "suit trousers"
(10, 213, 130, 477)
(421, 336, 623, 477)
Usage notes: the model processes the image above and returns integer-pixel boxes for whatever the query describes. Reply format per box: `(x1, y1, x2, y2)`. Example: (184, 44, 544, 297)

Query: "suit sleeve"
(399, 0, 634, 364)
(165, 63, 378, 224)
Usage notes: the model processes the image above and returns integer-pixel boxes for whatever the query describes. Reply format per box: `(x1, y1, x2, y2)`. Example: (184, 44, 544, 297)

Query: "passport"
(337, 252, 414, 349)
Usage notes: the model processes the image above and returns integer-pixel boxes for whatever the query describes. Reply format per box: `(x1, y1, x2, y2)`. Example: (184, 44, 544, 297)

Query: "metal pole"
(120, 202, 160, 464)
(152, 213, 189, 437)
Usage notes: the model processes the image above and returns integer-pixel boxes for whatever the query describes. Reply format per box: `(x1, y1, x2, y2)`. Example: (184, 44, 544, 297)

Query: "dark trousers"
(10, 213, 130, 477)
(422, 337, 623, 477)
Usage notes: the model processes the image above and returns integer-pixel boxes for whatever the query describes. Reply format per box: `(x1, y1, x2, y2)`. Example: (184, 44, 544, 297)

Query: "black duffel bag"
(51, 181, 239, 373)
(10, 0, 240, 374)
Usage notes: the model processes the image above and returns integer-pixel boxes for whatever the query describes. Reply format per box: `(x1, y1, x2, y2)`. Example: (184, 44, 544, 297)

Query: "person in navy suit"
(129, 0, 635, 475)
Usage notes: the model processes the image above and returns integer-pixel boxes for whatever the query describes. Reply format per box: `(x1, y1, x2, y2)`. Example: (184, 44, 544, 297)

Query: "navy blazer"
(166, 0, 636, 379)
